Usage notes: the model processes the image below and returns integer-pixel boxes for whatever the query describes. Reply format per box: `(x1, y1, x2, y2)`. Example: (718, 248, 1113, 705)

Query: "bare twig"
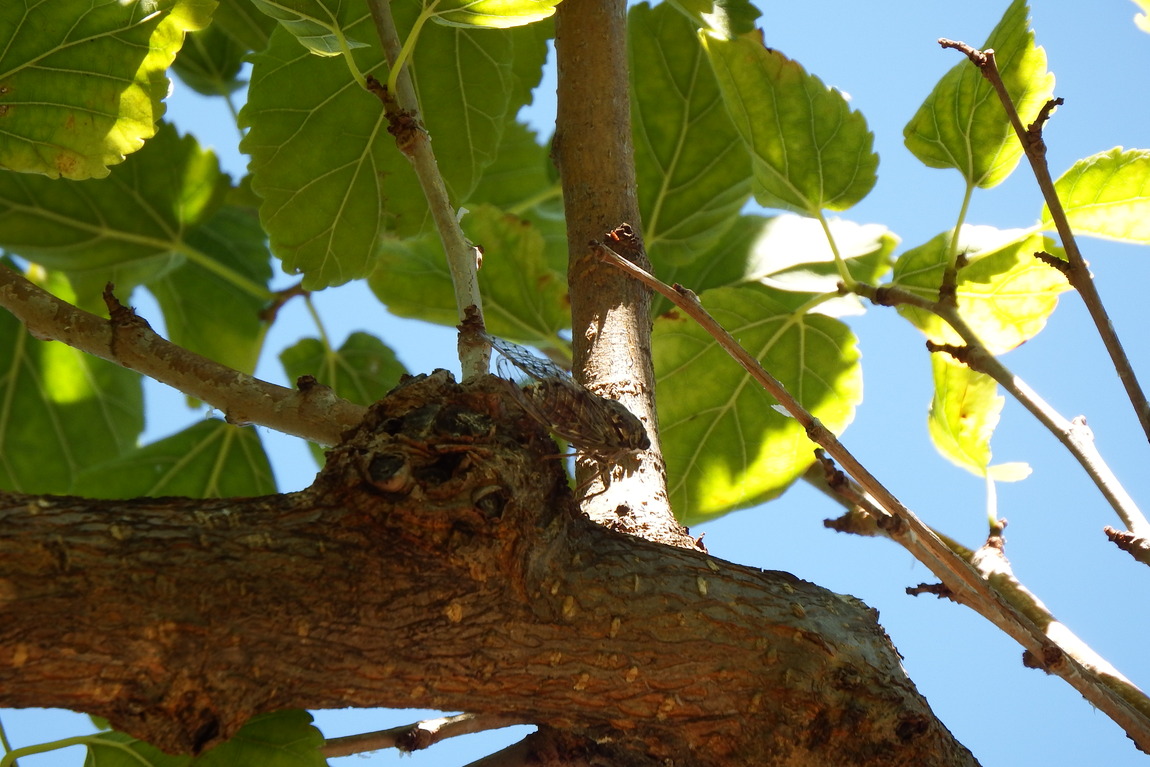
(322, 713, 529, 758)
(598, 244, 1150, 752)
(941, 40, 1150, 446)
(364, 0, 489, 379)
(0, 265, 365, 445)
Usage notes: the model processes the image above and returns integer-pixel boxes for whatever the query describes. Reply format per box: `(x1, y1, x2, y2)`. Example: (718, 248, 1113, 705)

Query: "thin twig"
(865, 281, 1148, 538)
(364, 0, 489, 379)
(597, 243, 1150, 751)
(0, 265, 365, 445)
(321, 713, 529, 758)
(941, 40, 1150, 446)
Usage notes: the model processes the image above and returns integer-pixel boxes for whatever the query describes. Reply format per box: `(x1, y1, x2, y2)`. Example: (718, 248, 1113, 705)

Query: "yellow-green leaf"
(430, 0, 560, 29)
(701, 31, 877, 215)
(929, 355, 999, 477)
(903, 0, 1053, 189)
(654, 284, 861, 523)
(1043, 148, 1150, 243)
(891, 227, 1070, 355)
(1135, 0, 1150, 32)
(0, 0, 215, 179)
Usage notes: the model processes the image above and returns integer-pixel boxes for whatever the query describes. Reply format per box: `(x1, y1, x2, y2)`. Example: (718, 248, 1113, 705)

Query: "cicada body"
(486, 335, 650, 461)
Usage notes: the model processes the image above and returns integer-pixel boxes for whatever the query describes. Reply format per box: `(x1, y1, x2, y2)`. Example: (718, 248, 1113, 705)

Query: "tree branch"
(552, 0, 688, 547)
(0, 264, 365, 445)
(321, 713, 529, 758)
(940, 39, 1150, 447)
(864, 280, 1149, 540)
(365, 0, 489, 379)
(598, 246, 1150, 753)
(0, 371, 976, 766)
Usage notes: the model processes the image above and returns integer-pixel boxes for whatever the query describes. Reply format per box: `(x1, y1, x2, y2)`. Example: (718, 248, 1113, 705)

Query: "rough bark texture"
(553, 0, 686, 546)
(0, 371, 977, 766)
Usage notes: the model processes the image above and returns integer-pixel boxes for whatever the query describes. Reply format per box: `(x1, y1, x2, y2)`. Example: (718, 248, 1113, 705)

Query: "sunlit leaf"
(654, 284, 861, 523)
(280, 331, 407, 407)
(903, 0, 1053, 188)
(631, 2, 751, 267)
(660, 214, 897, 318)
(73, 420, 276, 499)
(430, 0, 560, 29)
(0, 123, 229, 306)
(701, 31, 876, 215)
(1135, 0, 1150, 32)
(84, 710, 324, 767)
(241, 7, 545, 288)
(929, 355, 1000, 477)
(0, 0, 214, 179)
(890, 227, 1070, 355)
(371, 204, 569, 345)
(1043, 147, 1150, 243)
(249, 0, 369, 57)
(665, 0, 760, 38)
(0, 266, 143, 495)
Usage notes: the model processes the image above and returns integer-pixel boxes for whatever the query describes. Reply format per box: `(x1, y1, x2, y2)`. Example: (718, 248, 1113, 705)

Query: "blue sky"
(6, 2, 1150, 766)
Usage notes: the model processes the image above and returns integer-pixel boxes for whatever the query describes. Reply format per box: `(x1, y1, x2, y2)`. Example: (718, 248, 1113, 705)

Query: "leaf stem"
(598, 242, 1150, 751)
(944, 40, 1150, 447)
(387, 0, 439, 97)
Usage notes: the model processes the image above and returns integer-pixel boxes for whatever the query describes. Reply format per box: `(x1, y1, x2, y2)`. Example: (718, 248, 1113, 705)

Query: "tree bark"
(553, 0, 687, 547)
(0, 371, 976, 766)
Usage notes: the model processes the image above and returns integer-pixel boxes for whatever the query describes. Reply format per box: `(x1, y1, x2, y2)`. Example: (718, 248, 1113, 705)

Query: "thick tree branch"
(0, 372, 976, 766)
(0, 264, 365, 445)
(598, 247, 1150, 753)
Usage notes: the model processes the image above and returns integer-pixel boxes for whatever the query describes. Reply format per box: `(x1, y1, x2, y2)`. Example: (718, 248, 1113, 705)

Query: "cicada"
(486, 335, 650, 461)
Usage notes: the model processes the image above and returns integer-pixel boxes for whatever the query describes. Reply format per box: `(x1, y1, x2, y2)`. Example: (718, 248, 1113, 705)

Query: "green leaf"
(890, 227, 1070, 355)
(660, 214, 897, 318)
(664, 0, 760, 38)
(1043, 147, 1150, 243)
(73, 419, 276, 499)
(280, 331, 407, 407)
(630, 2, 751, 267)
(701, 31, 877, 215)
(371, 204, 569, 344)
(430, 0, 561, 29)
(84, 710, 324, 767)
(0, 122, 229, 305)
(0, 267, 143, 495)
(241, 7, 543, 288)
(465, 121, 560, 213)
(212, 0, 278, 52)
(0, 0, 215, 180)
(173, 17, 249, 95)
(903, 0, 1053, 189)
(149, 205, 273, 374)
(654, 284, 861, 523)
(249, 0, 369, 57)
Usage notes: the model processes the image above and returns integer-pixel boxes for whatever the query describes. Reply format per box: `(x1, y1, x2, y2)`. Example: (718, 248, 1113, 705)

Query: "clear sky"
(6, 2, 1150, 766)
